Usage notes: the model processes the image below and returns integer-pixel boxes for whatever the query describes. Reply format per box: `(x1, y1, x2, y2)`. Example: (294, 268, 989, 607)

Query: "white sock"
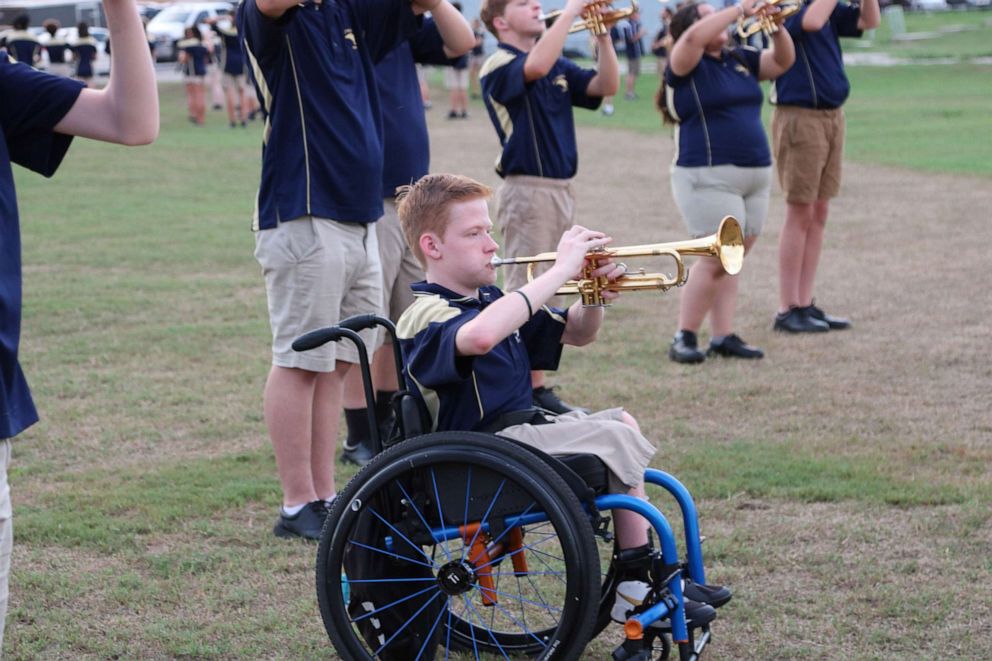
(281, 502, 306, 516)
(324, 493, 337, 508)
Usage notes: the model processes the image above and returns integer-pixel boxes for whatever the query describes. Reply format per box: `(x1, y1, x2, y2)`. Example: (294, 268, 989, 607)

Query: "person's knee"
(619, 411, 641, 434)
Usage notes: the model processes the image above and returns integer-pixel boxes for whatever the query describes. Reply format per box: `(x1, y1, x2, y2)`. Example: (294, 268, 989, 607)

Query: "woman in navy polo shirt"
(660, 0, 794, 364)
(177, 26, 209, 125)
(71, 23, 99, 84)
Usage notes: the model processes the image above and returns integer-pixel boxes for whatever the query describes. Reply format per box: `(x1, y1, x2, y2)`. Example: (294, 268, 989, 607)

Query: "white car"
(145, 1, 233, 61)
(911, 0, 949, 9)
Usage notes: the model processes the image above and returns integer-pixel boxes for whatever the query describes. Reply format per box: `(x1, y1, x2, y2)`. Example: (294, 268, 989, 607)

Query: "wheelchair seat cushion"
(502, 439, 610, 503)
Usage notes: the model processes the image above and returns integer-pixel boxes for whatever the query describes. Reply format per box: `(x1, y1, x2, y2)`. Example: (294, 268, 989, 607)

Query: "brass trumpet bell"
(541, 1, 639, 36)
(492, 216, 744, 307)
(736, 0, 803, 38)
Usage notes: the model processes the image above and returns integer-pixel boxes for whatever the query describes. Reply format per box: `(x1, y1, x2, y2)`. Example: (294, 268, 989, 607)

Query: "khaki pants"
(495, 175, 576, 302)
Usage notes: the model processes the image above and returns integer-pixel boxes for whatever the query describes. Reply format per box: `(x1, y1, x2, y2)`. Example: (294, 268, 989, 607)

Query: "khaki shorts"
(498, 408, 657, 492)
(627, 57, 641, 77)
(254, 216, 382, 371)
(495, 175, 576, 295)
(670, 164, 772, 238)
(771, 105, 845, 204)
(378, 199, 423, 339)
(444, 67, 469, 91)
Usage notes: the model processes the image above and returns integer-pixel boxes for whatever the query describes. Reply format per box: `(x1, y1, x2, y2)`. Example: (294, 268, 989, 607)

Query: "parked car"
(910, 0, 949, 9)
(145, 1, 232, 61)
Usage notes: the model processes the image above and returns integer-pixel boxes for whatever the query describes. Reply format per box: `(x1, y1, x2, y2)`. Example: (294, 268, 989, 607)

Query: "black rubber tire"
(316, 432, 601, 660)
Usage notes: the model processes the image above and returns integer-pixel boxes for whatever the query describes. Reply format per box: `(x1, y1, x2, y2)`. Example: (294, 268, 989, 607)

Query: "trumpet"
(540, 1, 638, 37)
(736, 0, 803, 39)
(492, 216, 744, 307)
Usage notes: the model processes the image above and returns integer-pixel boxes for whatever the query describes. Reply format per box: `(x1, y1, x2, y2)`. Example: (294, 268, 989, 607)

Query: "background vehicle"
(145, 1, 232, 62)
(0, 0, 104, 28)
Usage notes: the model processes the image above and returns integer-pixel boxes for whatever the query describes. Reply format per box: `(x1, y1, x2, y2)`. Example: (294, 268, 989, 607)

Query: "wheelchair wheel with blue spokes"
(316, 432, 600, 660)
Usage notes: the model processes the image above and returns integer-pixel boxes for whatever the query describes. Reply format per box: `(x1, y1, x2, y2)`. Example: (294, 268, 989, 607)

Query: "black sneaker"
(341, 440, 374, 466)
(532, 386, 589, 415)
(447, 110, 458, 119)
(707, 334, 764, 359)
(273, 500, 327, 540)
(773, 307, 829, 333)
(668, 330, 705, 364)
(683, 579, 732, 609)
(803, 301, 851, 330)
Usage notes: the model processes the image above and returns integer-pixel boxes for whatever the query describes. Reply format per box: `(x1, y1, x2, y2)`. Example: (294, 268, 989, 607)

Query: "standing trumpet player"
(478, 0, 620, 412)
(660, 0, 795, 363)
(770, 0, 879, 333)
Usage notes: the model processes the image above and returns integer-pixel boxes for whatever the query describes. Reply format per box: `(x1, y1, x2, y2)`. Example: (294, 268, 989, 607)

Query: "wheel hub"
(436, 560, 477, 596)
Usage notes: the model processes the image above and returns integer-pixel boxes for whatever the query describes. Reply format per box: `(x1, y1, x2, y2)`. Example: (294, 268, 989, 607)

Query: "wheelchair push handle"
(291, 315, 407, 455)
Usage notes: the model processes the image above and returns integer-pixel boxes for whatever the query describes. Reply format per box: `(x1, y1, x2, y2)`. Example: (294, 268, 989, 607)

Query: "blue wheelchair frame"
(295, 315, 716, 660)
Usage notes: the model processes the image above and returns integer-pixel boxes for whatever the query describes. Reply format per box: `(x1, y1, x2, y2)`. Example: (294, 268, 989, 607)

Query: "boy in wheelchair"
(393, 173, 729, 633)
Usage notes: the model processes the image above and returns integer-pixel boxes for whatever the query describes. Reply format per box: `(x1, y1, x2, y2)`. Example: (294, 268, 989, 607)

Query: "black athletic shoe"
(683, 579, 733, 609)
(773, 307, 829, 333)
(668, 330, 705, 364)
(341, 440, 374, 467)
(532, 386, 589, 415)
(273, 500, 327, 540)
(803, 301, 851, 330)
(707, 334, 764, 359)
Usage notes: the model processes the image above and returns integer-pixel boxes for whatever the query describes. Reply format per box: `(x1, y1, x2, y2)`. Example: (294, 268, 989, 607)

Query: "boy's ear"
(420, 233, 442, 261)
(492, 14, 509, 33)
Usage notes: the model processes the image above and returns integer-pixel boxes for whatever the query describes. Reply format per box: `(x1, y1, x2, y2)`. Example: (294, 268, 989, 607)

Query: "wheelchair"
(294, 315, 723, 661)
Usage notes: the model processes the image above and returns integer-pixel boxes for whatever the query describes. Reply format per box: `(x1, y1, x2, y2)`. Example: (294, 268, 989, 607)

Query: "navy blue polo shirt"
(1, 60, 84, 439)
(376, 18, 450, 197)
(239, 0, 418, 229)
(397, 282, 567, 432)
(178, 38, 209, 76)
(771, 3, 862, 109)
(72, 38, 98, 78)
(213, 25, 245, 76)
(480, 44, 600, 179)
(664, 47, 770, 168)
(3, 31, 41, 66)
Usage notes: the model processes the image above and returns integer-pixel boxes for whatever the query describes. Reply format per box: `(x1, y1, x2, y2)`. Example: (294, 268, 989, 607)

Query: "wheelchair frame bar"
(595, 494, 690, 644)
(645, 469, 706, 585)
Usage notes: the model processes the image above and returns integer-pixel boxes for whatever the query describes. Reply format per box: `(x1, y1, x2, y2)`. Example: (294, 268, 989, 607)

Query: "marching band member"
(661, 0, 794, 364)
(771, 0, 879, 333)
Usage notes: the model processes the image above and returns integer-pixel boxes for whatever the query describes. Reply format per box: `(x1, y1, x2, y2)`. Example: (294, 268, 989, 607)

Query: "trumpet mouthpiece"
(491, 256, 505, 267)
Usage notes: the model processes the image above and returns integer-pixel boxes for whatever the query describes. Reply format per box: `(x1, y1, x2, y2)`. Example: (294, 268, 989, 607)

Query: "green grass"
(6, 81, 992, 659)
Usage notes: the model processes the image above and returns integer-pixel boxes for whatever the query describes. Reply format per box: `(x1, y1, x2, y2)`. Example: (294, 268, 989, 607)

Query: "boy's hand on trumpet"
(551, 225, 612, 282)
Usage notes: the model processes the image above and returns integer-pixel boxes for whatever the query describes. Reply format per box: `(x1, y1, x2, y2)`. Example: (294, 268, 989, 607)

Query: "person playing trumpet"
(478, 0, 620, 413)
(395, 172, 729, 631)
(770, 0, 880, 333)
(659, 0, 795, 363)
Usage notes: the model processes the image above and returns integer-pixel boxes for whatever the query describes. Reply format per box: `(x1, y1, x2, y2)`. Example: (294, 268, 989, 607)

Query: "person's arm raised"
(585, 32, 620, 97)
(456, 226, 612, 356)
(758, 16, 795, 80)
(801, 0, 840, 32)
(524, 0, 587, 81)
(55, 0, 158, 145)
(669, 0, 758, 76)
(430, 0, 476, 57)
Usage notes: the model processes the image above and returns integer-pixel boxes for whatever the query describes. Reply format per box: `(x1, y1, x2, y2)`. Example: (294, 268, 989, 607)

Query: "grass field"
(7, 64, 992, 661)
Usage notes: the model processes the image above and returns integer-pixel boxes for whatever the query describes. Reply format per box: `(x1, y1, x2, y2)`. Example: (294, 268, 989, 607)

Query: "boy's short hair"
(480, 0, 512, 38)
(396, 174, 492, 268)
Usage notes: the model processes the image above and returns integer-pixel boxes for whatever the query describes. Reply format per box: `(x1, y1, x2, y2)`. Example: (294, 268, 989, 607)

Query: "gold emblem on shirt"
(553, 74, 568, 93)
(734, 63, 750, 76)
(344, 29, 357, 50)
